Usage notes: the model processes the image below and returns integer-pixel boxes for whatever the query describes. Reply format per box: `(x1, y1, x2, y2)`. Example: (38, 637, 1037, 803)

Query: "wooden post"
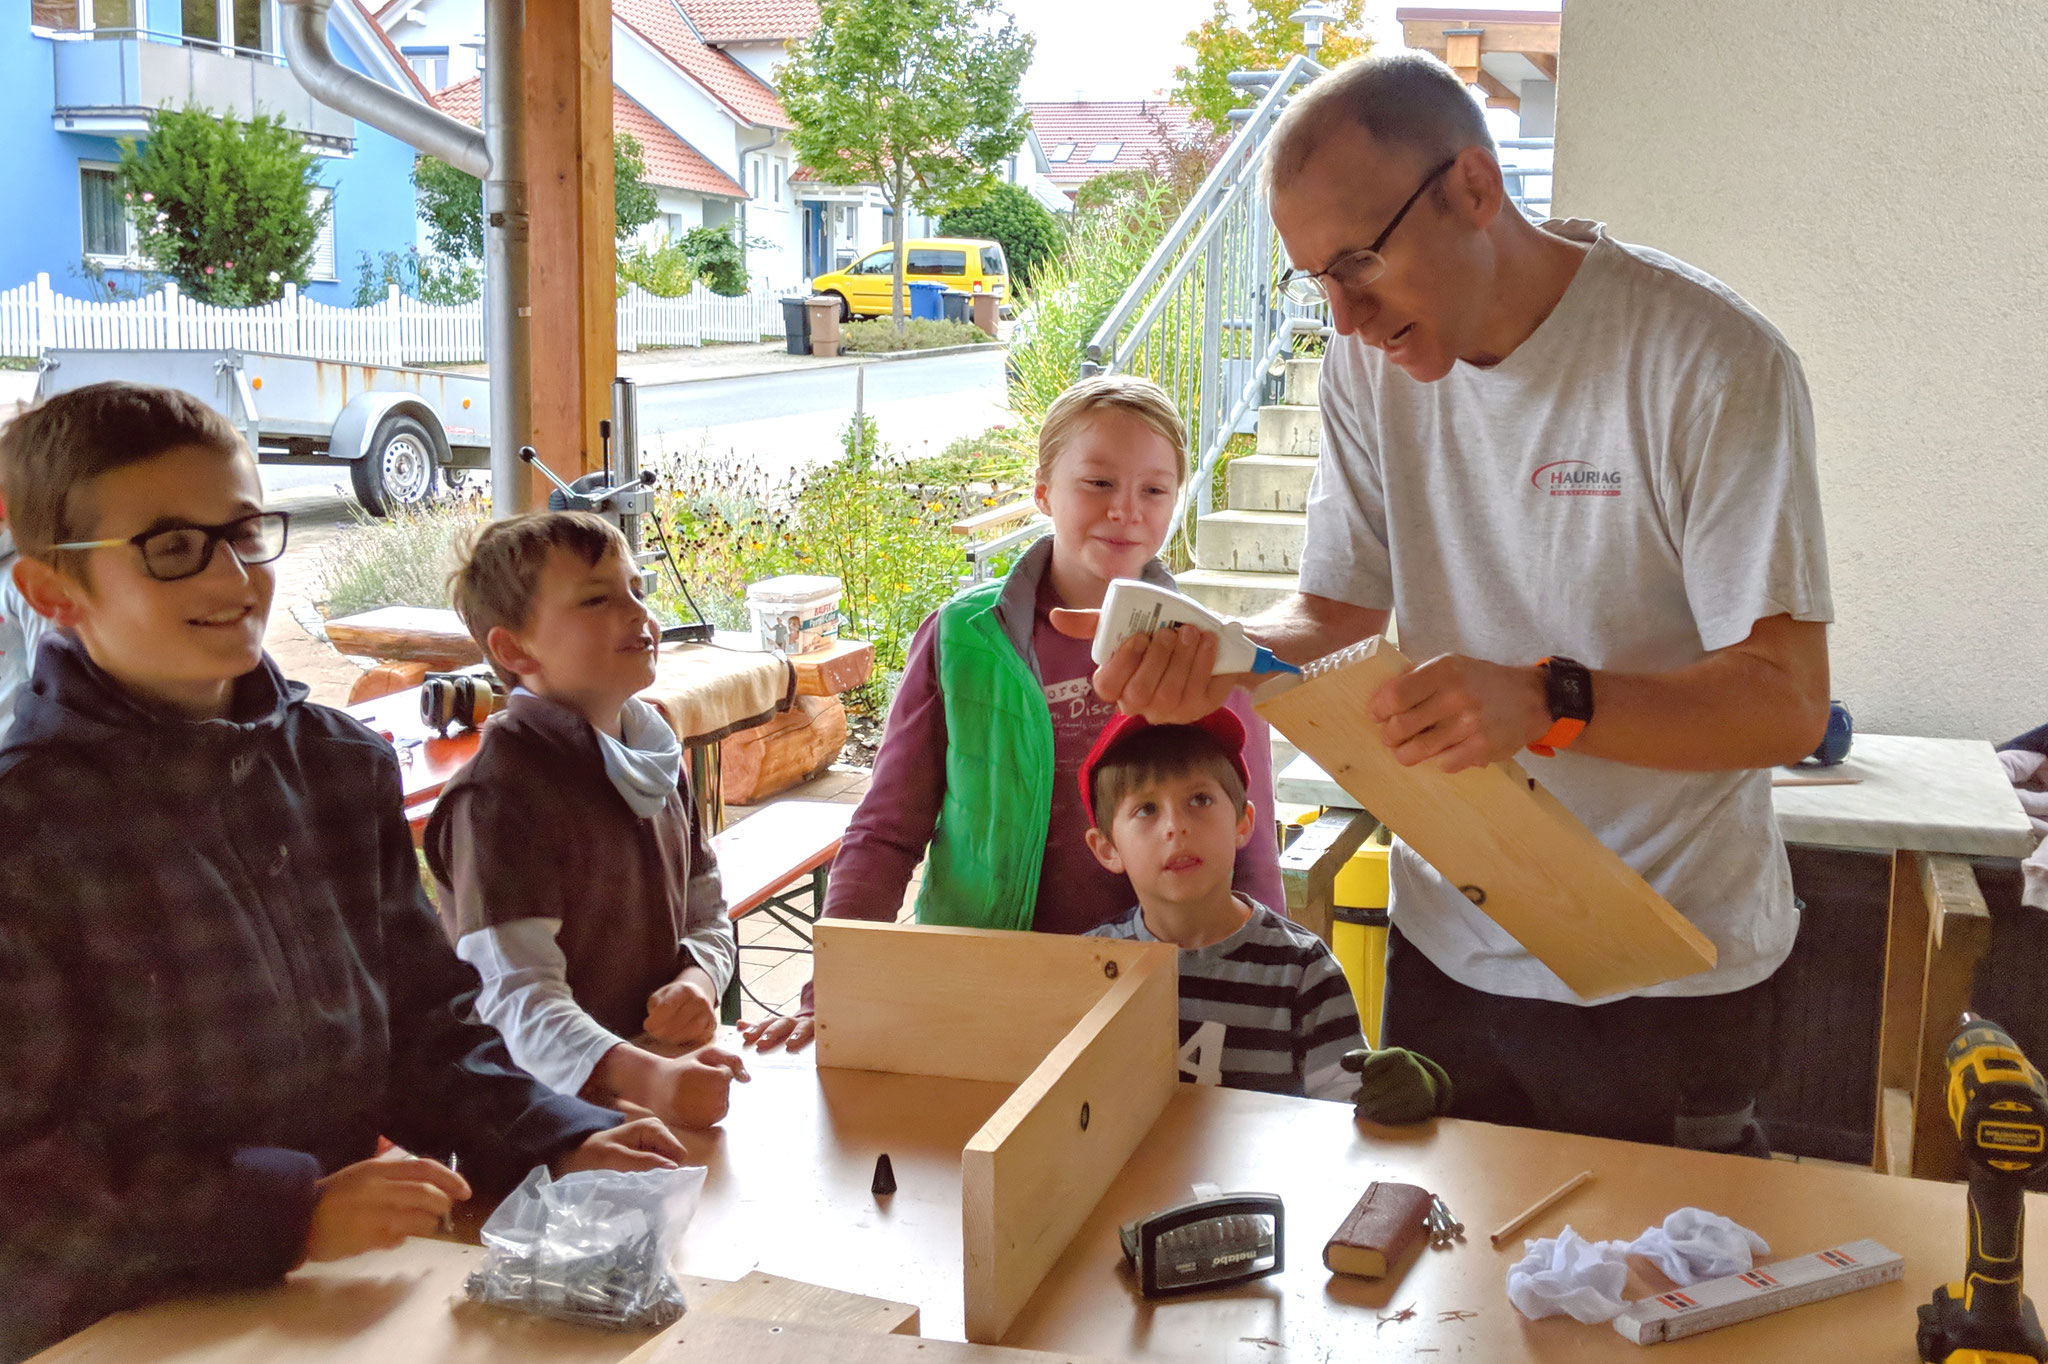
(522, 0, 615, 506)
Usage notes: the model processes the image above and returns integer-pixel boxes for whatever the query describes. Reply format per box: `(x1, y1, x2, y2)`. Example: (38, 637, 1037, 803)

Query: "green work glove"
(1341, 1046, 1454, 1126)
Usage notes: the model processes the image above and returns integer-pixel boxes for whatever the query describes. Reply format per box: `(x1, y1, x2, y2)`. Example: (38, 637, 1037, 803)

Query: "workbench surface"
(36, 1042, 2046, 1362)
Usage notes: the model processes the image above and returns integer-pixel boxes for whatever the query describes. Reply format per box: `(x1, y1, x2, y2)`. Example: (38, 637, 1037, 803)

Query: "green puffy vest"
(912, 576, 1054, 931)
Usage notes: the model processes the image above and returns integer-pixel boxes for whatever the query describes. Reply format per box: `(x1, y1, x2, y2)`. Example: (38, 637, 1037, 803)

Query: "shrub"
(618, 225, 759, 298)
(352, 248, 482, 306)
(1004, 176, 1179, 441)
(939, 182, 1063, 288)
(838, 318, 990, 353)
(115, 107, 326, 305)
(311, 494, 489, 619)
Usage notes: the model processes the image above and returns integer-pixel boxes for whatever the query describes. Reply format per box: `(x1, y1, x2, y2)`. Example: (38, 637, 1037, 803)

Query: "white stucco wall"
(1554, 0, 2047, 742)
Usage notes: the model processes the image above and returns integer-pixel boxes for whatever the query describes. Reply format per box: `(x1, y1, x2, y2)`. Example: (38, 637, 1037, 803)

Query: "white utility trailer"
(34, 349, 491, 516)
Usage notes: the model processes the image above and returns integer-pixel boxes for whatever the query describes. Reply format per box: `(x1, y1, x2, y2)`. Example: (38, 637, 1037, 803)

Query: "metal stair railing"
(1081, 53, 1329, 531)
(1081, 58, 1556, 538)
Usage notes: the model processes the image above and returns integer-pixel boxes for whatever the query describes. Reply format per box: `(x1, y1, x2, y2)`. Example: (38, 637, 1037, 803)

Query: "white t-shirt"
(1299, 220, 1833, 1004)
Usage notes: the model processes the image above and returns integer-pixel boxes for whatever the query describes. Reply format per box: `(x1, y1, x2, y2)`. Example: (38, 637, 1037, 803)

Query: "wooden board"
(620, 1273, 921, 1363)
(324, 606, 484, 670)
(25, 1238, 727, 1364)
(633, 1316, 1109, 1364)
(962, 950, 1178, 1344)
(1253, 637, 1716, 999)
(812, 922, 1167, 1084)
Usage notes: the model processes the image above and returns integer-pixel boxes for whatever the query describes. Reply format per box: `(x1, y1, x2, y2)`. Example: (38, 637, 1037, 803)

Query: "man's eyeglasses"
(54, 511, 291, 583)
(1276, 157, 1459, 305)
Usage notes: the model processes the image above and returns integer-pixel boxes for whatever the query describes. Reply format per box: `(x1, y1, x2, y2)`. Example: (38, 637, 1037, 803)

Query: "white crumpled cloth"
(1505, 1208, 1771, 1324)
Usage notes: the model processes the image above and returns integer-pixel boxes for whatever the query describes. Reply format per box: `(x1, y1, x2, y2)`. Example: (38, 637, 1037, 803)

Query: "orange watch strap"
(1529, 715, 1586, 758)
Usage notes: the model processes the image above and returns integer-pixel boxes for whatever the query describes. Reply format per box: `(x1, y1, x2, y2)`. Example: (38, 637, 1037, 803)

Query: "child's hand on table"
(552, 1116, 692, 1176)
(643, 1046, 750, 1130)
(737, 1011, 814, 1053)
(304, 1151, 470, 1262)
(643, 973, 719, 1048)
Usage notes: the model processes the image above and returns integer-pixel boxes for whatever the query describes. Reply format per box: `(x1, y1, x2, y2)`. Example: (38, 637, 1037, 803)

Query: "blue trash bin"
(907, 280, 945, 320)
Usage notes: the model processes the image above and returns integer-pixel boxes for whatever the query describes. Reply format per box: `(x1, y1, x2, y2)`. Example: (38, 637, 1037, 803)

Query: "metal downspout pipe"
(280, 0, 530, 517)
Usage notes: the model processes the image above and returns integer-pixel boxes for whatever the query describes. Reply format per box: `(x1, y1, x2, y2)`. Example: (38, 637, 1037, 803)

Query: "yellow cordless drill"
(1918, 1014, 2048, 1364)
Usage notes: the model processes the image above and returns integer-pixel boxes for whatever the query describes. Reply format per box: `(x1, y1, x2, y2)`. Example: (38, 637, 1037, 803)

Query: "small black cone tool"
(872, 1153, 897, 1197)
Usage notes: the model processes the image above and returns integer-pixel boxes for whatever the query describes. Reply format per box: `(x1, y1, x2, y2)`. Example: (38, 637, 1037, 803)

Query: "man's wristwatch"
(1529, 656, 1593, 757)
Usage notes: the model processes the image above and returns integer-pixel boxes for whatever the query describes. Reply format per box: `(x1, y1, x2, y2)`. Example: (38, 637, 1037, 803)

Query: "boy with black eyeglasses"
(0, 382, 687, 1360)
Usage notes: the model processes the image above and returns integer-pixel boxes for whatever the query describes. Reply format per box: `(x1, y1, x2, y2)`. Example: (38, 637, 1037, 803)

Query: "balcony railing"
(49, 29, 354, 149)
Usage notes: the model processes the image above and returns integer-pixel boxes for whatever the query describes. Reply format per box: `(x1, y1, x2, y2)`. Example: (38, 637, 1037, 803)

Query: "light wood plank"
(1278, 807, 1374, 944)
(1529, 51, 1559, 81)
(1475, 67, 1522, 111)
(1253, 638, 1716, 999)
(635, 1316, 1110, 1364)
(792, 638, 876, 697)
(1880, 1086, 1914, 1178)
(1872, 850, 1932, 1173)
(1908, 853, 1993, 1181)
(619, 1272, 921, 1361)
(961, 949, 1178, 1344)
(812, 922, 1162, 1084)
(324, 606, 483, 669)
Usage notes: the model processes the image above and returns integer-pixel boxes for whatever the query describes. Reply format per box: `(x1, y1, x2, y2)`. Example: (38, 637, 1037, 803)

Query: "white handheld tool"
(1091, 579, 1300, 676)
(1612, 1238, 1903, 1344)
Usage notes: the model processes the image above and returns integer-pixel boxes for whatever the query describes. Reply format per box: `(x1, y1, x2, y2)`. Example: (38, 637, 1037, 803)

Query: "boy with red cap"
(1081, 708, 1450, 1115)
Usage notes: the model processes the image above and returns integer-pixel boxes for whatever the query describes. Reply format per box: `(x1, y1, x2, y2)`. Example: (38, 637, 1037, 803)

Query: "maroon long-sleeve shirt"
(820, 543, 1284, 942)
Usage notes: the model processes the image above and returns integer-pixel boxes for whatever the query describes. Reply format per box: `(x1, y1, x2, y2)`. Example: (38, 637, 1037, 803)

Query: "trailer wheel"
(351, 414, 440, 517)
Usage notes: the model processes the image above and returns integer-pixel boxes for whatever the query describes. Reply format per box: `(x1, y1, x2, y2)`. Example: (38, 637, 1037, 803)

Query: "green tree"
(414, 133, 661, 262)
(938, 181, 1061, 288)
(1173, 0, 1370, 135)
(778, 0, 1034, 332)
(115, 107, 327, 306)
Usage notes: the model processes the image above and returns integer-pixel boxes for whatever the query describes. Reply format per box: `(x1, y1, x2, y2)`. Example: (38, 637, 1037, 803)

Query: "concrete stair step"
(1254, 404, 1321, 457)
(1196, 509, 1304, 575)
(1227, 453, 1317, 513)
(1176, 566, 1302, 619)
(1281, 356, 1321, 408)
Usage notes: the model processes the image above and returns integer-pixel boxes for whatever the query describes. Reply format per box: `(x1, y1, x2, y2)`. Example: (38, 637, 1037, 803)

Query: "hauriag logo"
(1531, 459, 1623, 497)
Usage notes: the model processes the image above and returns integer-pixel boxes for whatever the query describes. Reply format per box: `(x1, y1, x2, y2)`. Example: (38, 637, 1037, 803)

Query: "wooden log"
(347, 659, 429, 705)
(792, 638, 876, 697)
(325, 606, 483, 669)
(720, 694, 846, 806)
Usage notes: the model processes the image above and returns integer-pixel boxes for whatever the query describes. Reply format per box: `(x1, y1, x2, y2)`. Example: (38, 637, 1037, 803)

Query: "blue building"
(9, 0, 429, 303)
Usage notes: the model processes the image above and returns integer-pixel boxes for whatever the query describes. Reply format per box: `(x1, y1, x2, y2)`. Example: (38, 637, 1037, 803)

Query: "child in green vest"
(742, 375, 1284, 1052)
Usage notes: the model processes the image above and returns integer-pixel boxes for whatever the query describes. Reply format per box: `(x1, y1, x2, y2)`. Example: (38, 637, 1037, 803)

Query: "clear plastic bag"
(463, 1163, 706, 1330)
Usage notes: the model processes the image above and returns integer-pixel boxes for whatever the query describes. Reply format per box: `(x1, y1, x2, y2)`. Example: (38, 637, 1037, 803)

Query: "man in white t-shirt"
(1069, 53, 1832, 1156)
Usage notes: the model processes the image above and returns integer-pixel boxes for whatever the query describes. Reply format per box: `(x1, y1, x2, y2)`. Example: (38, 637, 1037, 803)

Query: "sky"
(1010, 0, 1563, 103)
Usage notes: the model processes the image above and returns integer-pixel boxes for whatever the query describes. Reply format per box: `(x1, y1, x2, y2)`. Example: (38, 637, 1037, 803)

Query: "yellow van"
(810, 237, 1009, 320)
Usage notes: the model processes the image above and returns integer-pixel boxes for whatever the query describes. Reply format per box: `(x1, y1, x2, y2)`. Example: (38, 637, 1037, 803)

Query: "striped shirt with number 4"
(1087, 898, 1365, 1101)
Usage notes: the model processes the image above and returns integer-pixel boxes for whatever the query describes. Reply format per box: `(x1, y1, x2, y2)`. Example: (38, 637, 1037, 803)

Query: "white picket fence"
(0, 273, 791, 365)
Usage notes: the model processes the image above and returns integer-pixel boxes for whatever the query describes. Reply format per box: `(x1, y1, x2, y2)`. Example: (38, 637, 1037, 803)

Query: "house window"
(404, 47, 449, 89)
(181, 0, 273, 54)
(308, 187, 336, 281)
(1087, 141, 1122, 163)
(79, 163, 135, 261)
(37, 0, 134, 29)
(773, 159, 783, 204)
(1047, 142, 1075, 163)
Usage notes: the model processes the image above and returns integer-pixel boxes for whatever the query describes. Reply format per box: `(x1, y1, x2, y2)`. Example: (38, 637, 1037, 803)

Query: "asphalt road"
(258, 348, 1013, 501)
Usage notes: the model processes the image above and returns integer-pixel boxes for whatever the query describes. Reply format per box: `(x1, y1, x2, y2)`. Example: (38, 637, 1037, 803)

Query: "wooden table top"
(34, 1041, 2040, 1362)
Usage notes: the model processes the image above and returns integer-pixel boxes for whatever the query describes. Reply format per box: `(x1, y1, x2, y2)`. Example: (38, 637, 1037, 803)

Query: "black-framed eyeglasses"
(54, 511, 291, 582)
(1276, 157, 1459, 305)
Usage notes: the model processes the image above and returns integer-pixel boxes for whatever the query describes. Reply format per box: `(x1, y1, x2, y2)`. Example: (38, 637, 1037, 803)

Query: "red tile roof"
(613, 90, 748, 198)
(349, 0, 433, 101)
(679, 0, 817, 43)
(429, 78, 747, 198)
(613, 0, 791, 128)
(1026, 101, 1199, 184)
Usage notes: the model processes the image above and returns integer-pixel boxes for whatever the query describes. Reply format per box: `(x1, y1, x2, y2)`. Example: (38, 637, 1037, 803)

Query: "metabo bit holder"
(1119, 1193, 1285, 1298)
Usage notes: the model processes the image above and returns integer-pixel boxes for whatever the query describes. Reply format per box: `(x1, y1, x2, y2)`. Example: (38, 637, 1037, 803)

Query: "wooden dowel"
(1489, 1170, 1594, 1248)
(1771, 775, 1863, 787)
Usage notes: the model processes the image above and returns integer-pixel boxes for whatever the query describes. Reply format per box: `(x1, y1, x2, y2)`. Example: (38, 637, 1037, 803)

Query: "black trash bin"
(940, 288, 971, 325)
(779, 296, 812, 356)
